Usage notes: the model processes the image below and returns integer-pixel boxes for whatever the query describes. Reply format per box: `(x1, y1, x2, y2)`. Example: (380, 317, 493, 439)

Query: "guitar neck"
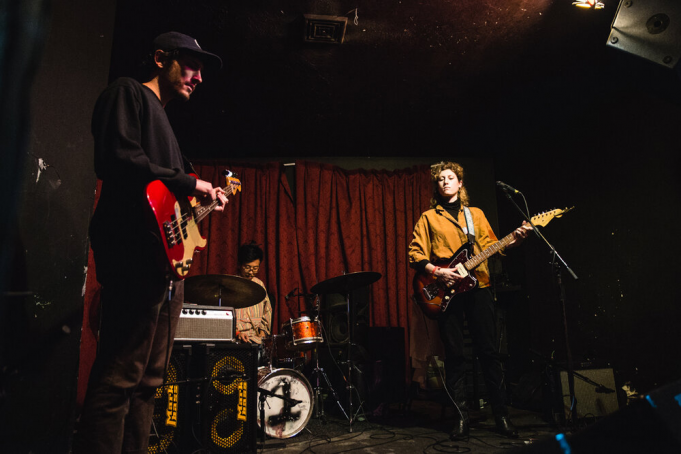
(464, 232, 516, 271)
(193, 181, 239, 223)
(194, 195, 221, 223)
(460, 208, 569, 271)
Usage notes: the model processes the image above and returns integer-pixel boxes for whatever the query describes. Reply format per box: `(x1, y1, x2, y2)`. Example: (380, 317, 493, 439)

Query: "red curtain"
(78, 160, 434, 407)
(294, 161, 432, 359)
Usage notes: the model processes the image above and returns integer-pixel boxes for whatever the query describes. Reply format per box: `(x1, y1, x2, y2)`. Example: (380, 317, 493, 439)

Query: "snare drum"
(257, 367, 313, 439)
(281, 316, 323, 350)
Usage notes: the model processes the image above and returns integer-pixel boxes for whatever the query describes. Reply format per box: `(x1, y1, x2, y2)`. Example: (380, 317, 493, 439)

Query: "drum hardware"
(304, 295, 348, 422)
(310, 342, 348, 422)
(310, 271, 381, 432)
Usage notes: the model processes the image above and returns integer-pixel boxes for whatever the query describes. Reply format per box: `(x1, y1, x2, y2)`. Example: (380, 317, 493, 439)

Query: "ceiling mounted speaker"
(607, 0, 681, 68)
(304, 14, 347, 44)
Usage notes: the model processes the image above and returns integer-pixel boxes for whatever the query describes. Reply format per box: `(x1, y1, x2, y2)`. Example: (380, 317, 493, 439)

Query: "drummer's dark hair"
(237, 241, 264, 264)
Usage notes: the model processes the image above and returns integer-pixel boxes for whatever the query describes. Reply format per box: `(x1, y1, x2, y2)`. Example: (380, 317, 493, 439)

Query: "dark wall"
(494, 95, 681, 393)
(0, 0, 117, 452)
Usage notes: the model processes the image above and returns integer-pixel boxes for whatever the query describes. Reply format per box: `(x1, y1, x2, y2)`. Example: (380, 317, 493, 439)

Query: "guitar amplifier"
(175, 304, 236, 342)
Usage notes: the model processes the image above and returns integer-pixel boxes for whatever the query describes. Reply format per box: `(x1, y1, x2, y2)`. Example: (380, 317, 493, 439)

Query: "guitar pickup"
(175, 259, 192, 272)
(163, 221, 177, 247)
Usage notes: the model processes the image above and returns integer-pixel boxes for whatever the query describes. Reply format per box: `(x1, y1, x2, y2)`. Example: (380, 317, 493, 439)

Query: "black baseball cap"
(152, 31, 223, 71)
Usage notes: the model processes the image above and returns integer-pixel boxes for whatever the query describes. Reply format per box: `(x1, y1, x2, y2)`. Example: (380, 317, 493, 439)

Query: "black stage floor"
(258, 397, 560, 454)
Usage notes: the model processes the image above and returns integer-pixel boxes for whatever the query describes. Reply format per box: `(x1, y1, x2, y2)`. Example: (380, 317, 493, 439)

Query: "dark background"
(2, 0, 681, 452)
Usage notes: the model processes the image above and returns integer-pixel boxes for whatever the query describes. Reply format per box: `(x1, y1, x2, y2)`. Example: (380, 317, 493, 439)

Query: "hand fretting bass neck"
(413, 208, 569, 319)
(146, 172, 241, 280)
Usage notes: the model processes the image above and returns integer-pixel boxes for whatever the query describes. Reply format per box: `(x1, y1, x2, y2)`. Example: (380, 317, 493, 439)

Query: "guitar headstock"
(223, 170, 242, 195)
(530, 207, 574, 227)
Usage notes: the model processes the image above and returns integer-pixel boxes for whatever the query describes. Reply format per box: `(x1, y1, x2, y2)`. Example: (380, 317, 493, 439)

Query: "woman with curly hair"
(409, 161, 531, 440)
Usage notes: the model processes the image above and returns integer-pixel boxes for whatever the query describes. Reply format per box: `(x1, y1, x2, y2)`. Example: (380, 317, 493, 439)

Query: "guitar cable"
(431, 357, 467, 423)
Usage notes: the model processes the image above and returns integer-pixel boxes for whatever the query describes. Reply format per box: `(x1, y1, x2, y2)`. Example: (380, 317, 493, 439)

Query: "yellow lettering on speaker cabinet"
(165, 384, 179, 427)
(237, 381, 248, 421)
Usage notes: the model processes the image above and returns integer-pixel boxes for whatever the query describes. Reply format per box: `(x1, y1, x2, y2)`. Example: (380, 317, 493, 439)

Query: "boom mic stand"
(498, 185, 580, 427)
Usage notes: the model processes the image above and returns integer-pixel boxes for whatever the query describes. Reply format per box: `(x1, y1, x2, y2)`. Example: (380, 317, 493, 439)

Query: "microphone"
(496, 181, 520, 194)
(214, 365, 247, 381)
(284, 287, 298, 301)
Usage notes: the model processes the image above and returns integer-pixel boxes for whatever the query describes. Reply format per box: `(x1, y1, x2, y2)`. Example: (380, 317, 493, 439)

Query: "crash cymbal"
(310, 271, 381, 295)
(184, 274, 266, 308)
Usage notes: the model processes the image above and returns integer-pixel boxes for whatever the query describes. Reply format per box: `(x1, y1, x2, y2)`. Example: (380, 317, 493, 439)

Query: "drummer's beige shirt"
(234, 276, 272, 344)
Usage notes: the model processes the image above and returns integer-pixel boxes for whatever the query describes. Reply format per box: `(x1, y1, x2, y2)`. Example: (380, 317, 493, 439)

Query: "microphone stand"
(257, 387, 300, 449)
(499, 187, 580, 428)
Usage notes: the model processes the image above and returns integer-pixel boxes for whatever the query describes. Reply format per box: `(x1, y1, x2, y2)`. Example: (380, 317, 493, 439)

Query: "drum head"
(257, 368, 313, 439)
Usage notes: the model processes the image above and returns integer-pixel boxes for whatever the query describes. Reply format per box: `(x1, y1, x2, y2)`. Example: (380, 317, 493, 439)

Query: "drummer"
(234, 242, 272, 345)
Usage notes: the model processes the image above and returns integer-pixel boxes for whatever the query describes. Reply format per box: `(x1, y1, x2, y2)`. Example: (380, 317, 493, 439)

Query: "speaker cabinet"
(194, 343, 259, 454)
(149, 343, 258, 453)
(321, 286, 370, 346)
(365, 327, 406, 410)
(148, 345, 192, 454)
(608, 0, 681, 68)
(557, 368, 619, 422)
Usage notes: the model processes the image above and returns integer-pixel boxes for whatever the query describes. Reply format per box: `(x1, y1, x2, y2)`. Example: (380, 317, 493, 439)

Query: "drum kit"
(184, 270, 381, 441)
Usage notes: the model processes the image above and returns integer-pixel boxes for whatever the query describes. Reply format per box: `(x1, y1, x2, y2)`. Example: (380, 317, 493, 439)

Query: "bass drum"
(257, 367, 314, 439)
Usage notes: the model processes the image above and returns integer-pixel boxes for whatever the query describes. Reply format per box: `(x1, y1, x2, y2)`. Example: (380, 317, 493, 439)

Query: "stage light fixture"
(573, 0, 605, 9)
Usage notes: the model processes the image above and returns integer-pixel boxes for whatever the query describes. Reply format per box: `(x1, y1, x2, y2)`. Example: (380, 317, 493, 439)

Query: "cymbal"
(184, 274, 266, 308)
(310, 271, 381, 295)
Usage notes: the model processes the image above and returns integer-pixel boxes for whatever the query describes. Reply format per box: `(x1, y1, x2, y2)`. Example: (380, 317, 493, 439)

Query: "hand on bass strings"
(193, 178, 229, 211)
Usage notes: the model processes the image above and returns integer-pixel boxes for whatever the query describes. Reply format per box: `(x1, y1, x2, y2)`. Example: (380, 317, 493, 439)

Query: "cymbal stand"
(343, 289, 364, 432)
(310, 295, 348, 422)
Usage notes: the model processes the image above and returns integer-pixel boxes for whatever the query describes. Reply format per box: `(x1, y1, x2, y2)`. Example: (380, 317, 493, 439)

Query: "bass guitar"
(146, 172, 241, 279)
(413, 208, 571, 319)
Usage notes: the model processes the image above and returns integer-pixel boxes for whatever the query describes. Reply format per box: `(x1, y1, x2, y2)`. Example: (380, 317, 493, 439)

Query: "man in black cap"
(73, 32, 227, 454)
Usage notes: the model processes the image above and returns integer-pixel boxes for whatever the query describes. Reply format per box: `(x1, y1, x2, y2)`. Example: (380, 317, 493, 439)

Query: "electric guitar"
(413, 208, 572, 319)
(146, 172, 241, 279)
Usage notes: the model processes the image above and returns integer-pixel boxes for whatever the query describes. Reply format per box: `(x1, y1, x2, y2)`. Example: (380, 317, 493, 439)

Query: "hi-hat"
(310, 271, 381, 295)
(184, 274, 266, 308)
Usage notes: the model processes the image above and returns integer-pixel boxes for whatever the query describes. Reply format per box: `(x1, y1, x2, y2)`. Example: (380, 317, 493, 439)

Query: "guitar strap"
(463, 207, 476, 245)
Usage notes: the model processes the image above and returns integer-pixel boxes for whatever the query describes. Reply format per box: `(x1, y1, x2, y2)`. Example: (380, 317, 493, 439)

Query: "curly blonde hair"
(429, 161, 469, 208)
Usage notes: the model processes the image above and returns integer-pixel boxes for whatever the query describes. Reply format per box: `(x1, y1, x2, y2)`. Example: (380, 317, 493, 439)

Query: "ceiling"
(109, 0, 681, 159)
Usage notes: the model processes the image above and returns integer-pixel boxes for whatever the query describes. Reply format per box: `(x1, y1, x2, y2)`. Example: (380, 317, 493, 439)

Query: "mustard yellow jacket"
(408, 205, 499, 288)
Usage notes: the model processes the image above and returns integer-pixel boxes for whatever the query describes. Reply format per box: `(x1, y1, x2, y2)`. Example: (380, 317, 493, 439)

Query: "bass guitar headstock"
(223, 170, 242, 195)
